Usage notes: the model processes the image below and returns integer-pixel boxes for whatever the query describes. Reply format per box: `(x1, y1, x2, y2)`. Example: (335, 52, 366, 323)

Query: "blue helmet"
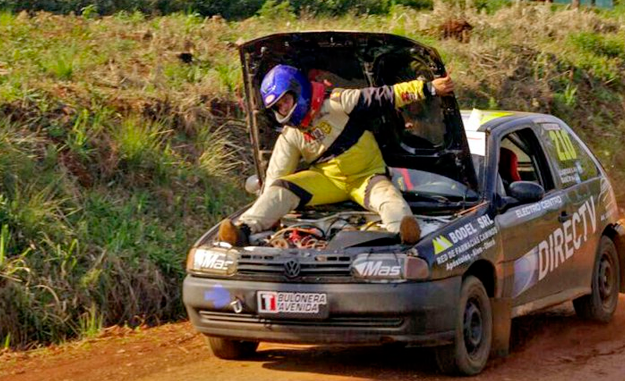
(260, 65, 311, 126)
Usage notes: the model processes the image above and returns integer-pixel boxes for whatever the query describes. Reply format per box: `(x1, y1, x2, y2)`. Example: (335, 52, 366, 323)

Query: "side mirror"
(245, 175, 261, 195)
(508, 181, 545, 204)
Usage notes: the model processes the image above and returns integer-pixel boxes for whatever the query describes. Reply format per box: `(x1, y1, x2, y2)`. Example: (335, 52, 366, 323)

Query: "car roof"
(460, 109, 566, 157)
(460, 109, 555, 133)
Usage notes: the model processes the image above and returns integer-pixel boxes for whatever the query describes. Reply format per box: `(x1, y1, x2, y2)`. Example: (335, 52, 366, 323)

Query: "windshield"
(390, 167, 479, 201)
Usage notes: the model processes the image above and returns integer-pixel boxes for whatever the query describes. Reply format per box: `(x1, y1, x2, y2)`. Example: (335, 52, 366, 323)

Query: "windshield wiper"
(405, 192, 452, 204)
(405, 192, 480, 207)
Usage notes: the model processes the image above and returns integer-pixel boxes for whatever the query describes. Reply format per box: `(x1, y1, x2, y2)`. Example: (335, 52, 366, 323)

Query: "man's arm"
(331, 75, 454, 116)
(262, 132, 301, 193)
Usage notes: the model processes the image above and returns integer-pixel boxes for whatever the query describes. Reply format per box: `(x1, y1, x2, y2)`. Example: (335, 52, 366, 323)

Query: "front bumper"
(183, 275, 461, 346)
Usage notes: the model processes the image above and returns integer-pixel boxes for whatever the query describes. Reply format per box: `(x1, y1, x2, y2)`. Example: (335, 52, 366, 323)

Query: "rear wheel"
(205, 336, 259, 359)
(435, 275, 492, 376)
(573, 236, 620, 323)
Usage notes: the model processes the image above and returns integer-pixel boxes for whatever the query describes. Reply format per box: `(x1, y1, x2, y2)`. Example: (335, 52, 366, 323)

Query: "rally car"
(182, 32, 624, 376)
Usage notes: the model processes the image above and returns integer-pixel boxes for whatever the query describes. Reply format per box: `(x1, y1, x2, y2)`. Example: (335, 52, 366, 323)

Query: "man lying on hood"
(218, 64, 454, 246)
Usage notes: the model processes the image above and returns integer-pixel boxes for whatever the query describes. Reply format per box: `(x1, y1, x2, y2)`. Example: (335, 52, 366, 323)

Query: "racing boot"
(399, 216, 421, 245)
(217, 219, 250, 246)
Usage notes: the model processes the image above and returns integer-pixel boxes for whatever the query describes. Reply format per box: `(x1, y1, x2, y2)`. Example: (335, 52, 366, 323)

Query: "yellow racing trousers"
(239, 131, 413, 234)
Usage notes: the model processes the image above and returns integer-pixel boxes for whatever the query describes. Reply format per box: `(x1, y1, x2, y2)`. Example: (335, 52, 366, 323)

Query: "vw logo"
(284, 258, 301, 278)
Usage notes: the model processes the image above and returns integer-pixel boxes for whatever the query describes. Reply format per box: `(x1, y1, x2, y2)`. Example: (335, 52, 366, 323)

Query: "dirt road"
(3, 296, 625, 381)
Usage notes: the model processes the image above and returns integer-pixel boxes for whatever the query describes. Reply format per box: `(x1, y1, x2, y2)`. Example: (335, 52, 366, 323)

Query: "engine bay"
(250, 211, 386, 249)
(220, 209, 450, 250)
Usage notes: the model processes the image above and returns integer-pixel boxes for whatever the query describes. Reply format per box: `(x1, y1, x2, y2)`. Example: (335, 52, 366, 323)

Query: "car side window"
(497, 128, 554, 195)
(538, 122, 599, 187)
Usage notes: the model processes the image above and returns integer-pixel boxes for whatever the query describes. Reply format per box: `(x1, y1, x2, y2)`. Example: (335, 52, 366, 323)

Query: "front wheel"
(573, 236, 620, 323)
(435, 275, 492, 376)
(205, 336, 259, 359)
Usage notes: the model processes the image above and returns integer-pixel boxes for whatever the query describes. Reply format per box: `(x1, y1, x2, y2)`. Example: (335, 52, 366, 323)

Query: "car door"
(491, 124, 573, 308)
(535, 119, 603, 294)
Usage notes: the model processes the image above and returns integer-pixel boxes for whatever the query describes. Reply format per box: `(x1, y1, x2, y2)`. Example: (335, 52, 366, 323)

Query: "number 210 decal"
(549, 129, 577, 161)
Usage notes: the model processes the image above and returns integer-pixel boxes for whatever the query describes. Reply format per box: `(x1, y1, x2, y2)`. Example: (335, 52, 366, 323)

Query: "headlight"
(403, 256, 430, 280)
(186, 247, 236, 275)
(352, 254, 429, 281)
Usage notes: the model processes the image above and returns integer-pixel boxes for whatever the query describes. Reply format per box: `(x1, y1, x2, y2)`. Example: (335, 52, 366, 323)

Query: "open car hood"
(238, 32, 478, 191)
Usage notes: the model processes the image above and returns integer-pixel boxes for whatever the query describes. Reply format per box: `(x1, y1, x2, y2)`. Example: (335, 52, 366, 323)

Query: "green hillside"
(0, 1, 624, 348)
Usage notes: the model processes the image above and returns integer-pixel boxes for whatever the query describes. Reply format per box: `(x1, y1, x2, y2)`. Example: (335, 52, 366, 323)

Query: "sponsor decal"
(515, 196, 563, 219)
(548, 129, 577, 162)
(257, 291, 327, 314)
(352, 256, 402, 278)
(400, 91, 418, 103)
(512, 196, 597, 297)
(600, 178, 618, 222)
(477, 215, 495, 228)
(444, 238, 496, 272)
(448, 222, 478, 244)
(434, 215, 495, 256)
(512, 249, 539, 298)
(317, 121, 332, 134)
(433, 236, 453, 255)
(265, 94, 276, 105)
(558, 167, 580, 185)
(194, 249, 234, 271)
(438, 228, 498, 271)
(541, 122, 560, 131)
(304, 122, 331, 143)
(466, 130, 486, 156)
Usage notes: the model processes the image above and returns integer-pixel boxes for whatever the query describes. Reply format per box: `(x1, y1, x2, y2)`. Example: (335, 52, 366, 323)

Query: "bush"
(566, 32, 624, 82)
(568, 32, 625, 59)
(177, 0, 265, 19)
(290, 0, 391, 15)
(257, 0, 295, 19)
(0, 0, 267, 18)
(0, 0, 434, 18)
(393, 0, 432, 9)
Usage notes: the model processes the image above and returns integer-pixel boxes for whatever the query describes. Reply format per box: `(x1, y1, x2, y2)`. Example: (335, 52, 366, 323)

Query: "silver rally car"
(182, 32, 625, 376)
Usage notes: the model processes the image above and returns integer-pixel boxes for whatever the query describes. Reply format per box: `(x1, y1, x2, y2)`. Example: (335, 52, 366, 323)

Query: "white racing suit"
(239, 80, 434, 234)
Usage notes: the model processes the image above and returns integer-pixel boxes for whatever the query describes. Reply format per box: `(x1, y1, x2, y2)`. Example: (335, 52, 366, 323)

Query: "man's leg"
(352, 175, 420, 243)
(236, 185, 300, 234)
(219, 170, 348, 245)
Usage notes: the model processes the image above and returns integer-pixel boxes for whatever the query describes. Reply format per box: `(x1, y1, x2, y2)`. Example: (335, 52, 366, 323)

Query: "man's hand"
(432, 74, 454, 97)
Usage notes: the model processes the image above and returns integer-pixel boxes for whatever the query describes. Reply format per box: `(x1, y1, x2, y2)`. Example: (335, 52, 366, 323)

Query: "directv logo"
(433, 236, 453, 255)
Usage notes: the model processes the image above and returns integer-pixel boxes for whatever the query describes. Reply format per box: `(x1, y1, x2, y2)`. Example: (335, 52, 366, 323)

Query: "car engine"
(242, 209, 449, 250)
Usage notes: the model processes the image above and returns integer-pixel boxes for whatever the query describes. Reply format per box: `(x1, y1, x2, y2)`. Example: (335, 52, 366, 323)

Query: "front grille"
(237, 253, 353, 278)
(199, 310, 403, 328)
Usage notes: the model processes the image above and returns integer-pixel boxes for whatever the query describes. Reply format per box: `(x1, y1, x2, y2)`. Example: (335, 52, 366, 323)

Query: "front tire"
(435, 275, 492, 376)
(573, 236, 620, 323)
(206, 336, 259, 359)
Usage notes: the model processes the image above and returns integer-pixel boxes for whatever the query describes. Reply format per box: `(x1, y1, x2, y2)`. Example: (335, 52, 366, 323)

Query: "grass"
(0, 2, 624, 349)
(2, 333, 10, 350)
(113, 117, 168, 166)
(197, 123, 242, 178)
(41, 46, 77, 80)
(79, 304, 103, 339)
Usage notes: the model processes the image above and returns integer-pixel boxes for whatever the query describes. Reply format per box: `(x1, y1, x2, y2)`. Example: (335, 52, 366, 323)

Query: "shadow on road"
(245, 301, 625, 380)
(257, 344, 438, 379)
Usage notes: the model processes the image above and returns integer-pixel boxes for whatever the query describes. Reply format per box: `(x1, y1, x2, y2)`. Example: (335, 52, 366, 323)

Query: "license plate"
(257, 291, 328, 319)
